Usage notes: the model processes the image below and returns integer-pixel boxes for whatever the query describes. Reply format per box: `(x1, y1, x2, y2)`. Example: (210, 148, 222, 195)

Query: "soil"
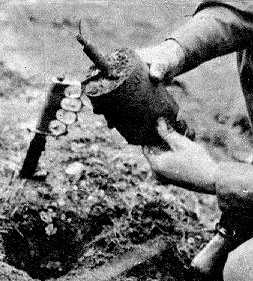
(0, 1, 252, 281)
(0, 107, 215, 280)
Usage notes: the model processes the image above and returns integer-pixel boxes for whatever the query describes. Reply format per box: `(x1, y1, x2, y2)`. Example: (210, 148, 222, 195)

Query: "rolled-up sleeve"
(169, 2, 253, 73)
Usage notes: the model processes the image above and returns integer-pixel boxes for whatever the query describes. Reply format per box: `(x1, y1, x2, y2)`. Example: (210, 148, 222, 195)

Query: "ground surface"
(0, 1, 252, 280)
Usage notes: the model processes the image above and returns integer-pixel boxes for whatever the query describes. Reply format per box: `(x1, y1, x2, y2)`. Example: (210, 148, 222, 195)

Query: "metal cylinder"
(82, 48, 179, 146)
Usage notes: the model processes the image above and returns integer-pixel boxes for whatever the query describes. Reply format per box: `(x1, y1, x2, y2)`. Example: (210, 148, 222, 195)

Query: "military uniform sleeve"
(169, 3, 253, 73)
(215, 161, 253, 214)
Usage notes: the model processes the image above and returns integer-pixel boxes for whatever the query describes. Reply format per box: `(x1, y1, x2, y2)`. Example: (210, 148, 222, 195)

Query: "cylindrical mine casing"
(82, 48, 179, 146)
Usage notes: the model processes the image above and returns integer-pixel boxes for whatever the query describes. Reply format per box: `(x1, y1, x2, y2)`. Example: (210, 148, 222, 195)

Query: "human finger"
(149, 63, 168, 82)
(157, 118, 193, 150)
(142, 146, 157, 163)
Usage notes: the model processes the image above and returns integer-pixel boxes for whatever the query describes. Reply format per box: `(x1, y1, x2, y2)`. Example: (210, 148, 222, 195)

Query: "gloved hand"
(136, 39, 185, 83)
(143, 118, 218, 194)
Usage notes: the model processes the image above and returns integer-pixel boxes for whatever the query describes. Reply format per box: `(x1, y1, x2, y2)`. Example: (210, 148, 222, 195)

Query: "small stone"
(87, 195, 95, 202)
(65, 162, 85, 179)
(89, 143, 100, 154)
(72, 185, 78, 190)
(45, 223, 57, 236)
(58, 198, 65, 207)
(187, 237, 195, 246)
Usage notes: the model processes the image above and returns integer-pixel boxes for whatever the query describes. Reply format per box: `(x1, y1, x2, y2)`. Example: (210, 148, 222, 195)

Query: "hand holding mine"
(76, 23, 183, 146)
(143, 118, 218, 194)
(136, 39, 185, 83)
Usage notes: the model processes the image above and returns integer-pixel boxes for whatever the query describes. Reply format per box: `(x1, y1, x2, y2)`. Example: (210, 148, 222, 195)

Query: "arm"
(137, 3, 253, 81)
(170, 4, 253, 74)
(215, 161, 253, 212)
(144, 119, 253, 212)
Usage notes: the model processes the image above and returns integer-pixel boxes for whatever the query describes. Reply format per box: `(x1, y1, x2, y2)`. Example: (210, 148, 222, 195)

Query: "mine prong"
(62, 25, 77, 37)
(76, 20, 118, 79)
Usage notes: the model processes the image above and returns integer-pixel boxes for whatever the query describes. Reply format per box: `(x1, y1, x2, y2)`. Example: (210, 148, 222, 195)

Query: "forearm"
(166, 175, 216, 195)
(169, 5, 253, 74)
(171, 160, 253, 202)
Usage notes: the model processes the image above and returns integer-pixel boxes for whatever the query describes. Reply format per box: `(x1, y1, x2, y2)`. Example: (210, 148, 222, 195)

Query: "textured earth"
(0, 1, 252, 280)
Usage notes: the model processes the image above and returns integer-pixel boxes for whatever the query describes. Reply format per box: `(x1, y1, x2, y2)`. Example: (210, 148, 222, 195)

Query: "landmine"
(76, 26, 185, 146)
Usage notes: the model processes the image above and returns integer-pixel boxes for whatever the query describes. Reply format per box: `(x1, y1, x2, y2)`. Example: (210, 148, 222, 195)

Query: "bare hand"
(136, 39, 185, 83)
(143, 118, 218, 194)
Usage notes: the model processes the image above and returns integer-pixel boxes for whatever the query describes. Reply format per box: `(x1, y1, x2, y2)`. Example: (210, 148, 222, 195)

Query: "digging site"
(0, 1, 252, 281)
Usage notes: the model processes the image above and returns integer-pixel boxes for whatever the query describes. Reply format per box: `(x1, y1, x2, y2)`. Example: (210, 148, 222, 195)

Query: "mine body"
(81, 47, 179, 146)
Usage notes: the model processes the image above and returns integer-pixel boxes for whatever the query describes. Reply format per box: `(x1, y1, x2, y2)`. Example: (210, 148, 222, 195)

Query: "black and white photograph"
(0, 1, 252, 280)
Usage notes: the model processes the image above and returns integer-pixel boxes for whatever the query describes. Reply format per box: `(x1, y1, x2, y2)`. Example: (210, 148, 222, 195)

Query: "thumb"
(157, 118, 193, 150)
(149, 63, 168, 82)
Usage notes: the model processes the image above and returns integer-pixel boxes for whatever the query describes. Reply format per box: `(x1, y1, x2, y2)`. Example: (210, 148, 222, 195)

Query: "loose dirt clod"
(65, 162, 85, 181)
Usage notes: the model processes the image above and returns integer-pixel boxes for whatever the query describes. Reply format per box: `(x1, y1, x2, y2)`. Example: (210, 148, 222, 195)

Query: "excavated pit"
(0, 181, 126, 280)
(0, 179, 213, 281)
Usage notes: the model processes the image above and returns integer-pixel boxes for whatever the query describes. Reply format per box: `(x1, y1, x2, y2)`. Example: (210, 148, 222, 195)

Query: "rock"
(65, 162, 85, 181)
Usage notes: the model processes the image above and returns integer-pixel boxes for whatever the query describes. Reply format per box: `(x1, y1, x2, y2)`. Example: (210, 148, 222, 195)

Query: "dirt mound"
(0, 111, 215, 281)
(0, 180, 212, 281)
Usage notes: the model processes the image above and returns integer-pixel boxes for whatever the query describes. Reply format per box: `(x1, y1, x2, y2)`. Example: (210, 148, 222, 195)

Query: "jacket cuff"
(215, 161, 253, 212)
(168, 5, 252, 73)
(194, 1, 252, 15)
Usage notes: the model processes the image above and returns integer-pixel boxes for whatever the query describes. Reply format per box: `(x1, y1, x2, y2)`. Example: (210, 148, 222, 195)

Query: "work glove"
(136, 39, 185, 83)
(143, 118, 218, 194)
